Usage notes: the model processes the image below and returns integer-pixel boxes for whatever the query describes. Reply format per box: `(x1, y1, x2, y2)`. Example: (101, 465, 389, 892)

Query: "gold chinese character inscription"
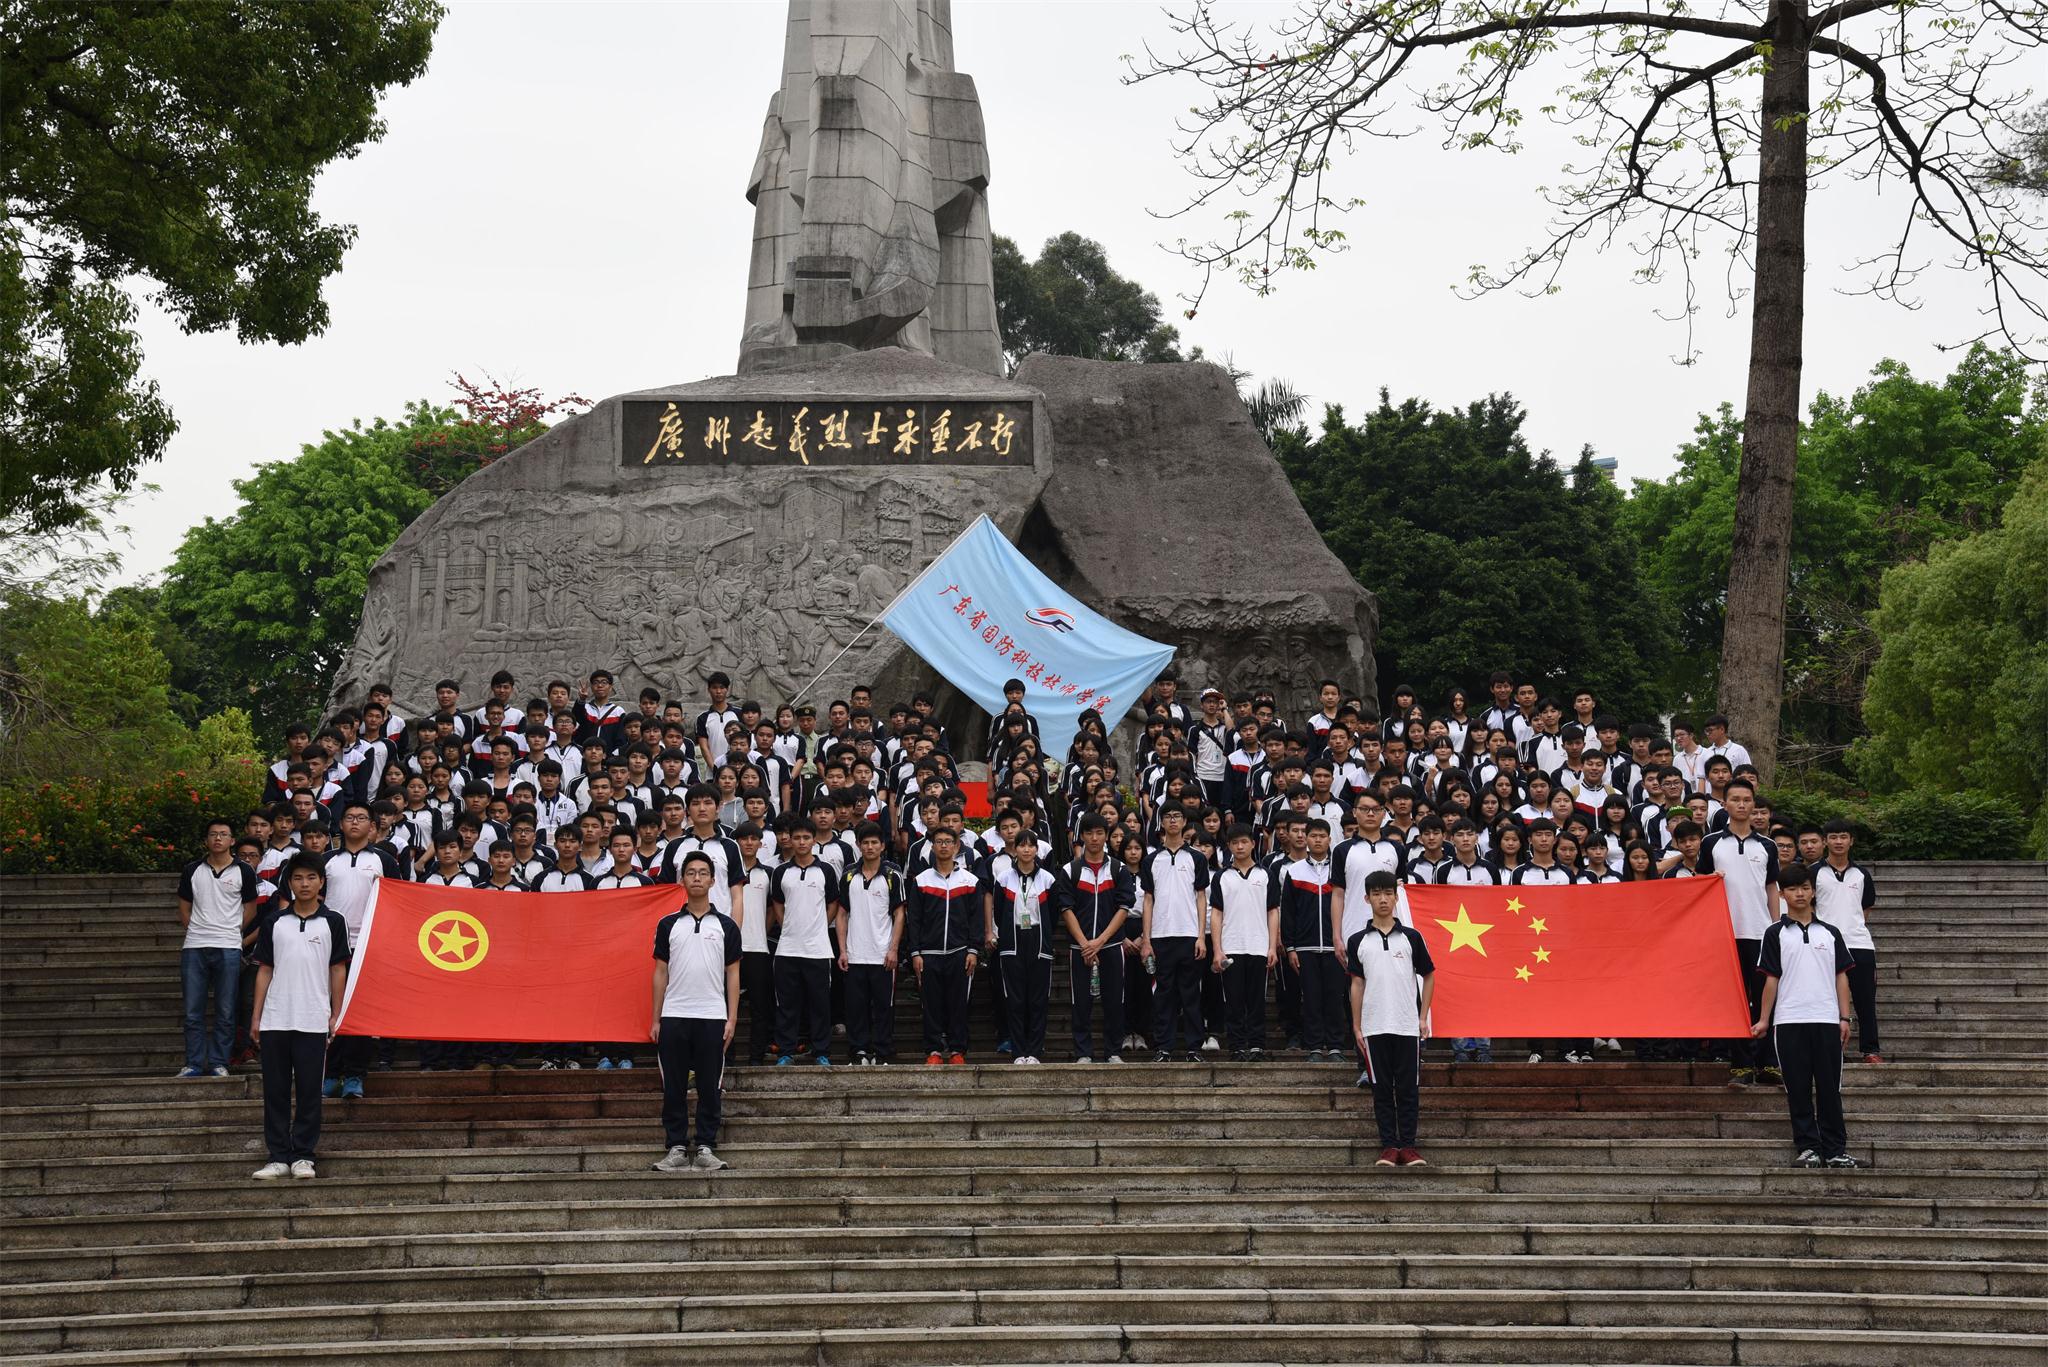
(641, 402, 686, 464)
(704, 415, 732, 456)
(788, 406, 811, 465)
(819, 410, 852, 450)
(893, 407, 921, 456)
(929, 408, 953, 455)
(741, 410, 778, 452)
(863, 410, 887, 446)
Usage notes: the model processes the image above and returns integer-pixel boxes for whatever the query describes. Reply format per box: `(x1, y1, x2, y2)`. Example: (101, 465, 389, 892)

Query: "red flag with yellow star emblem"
(1407, 877, 1750, 1036)
(333, 881, 679, 1042)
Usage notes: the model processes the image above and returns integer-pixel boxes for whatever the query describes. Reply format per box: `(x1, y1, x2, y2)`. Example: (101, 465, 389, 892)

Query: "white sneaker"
(1107, 1054, 1124, 1064)
(692, 1145, 729, 1171)
(210, 1065, 231, 1078)
(1527, 1052, 1544, 1064)
(1202, 1036, 1220, 1052)
(289, 1160, 316, 1179)
(252, 1161, 290, 1181)
(1601, 1038, 1624, 1051)
(652, 1144, 694, 1172)
(1013, 1055, 1030, 1065)
(1074, 1056, 1093, 1065)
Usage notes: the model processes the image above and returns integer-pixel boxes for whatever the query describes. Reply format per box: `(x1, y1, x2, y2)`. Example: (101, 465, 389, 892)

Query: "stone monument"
(740, 0, 1002, 376)
(330, 2, 1377, 749)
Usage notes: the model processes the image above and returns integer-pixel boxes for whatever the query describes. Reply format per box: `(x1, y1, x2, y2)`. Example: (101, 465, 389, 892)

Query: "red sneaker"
(1399, 1148, 1428, 1167)
(1862, 1053, 1885, 1065)
(926, 1052, 944, 1067)
(947, 1052, 967, 1066)
(1374, 1147, 1399, 1167)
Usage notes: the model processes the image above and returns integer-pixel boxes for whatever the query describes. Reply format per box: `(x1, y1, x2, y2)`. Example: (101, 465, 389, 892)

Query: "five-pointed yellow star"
(1435, 905, 1495, 956)
(431, 923, 478, 961)
(1514, 965, 1533, 982)
(1527, 916, 1548, 934)
(1533, 946, 1551, 963)
(1504, 896, 1525, 915)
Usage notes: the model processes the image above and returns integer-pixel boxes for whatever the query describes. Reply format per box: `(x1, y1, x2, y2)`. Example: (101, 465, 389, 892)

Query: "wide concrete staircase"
(2, 863, 2044, 1364)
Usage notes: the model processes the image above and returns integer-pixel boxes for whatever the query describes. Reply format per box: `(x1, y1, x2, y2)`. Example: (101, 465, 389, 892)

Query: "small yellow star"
(1533, 946, 1551, 963)
(432, 924, 477, 960)
(1435, 905, 1495, 956)
(1504, 896, 1525, 915)
(1527, 917, 1548, 934)
(1514, 965, 1533, 982)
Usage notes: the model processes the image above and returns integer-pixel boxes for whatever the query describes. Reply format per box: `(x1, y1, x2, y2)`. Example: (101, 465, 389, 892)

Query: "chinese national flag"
(1407, 877, 1751, 1037)
(335, 881, 678, 1043)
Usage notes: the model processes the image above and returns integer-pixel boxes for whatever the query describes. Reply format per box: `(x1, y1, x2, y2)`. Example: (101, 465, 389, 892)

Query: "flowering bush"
(1, 757, 264, 874)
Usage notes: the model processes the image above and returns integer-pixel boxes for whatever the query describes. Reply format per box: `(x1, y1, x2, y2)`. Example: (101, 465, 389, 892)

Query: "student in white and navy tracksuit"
(733, 826, 777, 1065)
(908, 829, 982, 1060)
(1697, 780, 1780, 1079)
(1062, 815, 1134, 1062)
(1280, 819, 1343, 1058)
(987, 842, 1066, 1064)
(1346, 870, 1436, 1166)
(1814, 822, 1881, 1060)
(768, 817, 842, 1066)
(248, 854, 349, 1179)
(1139, 810, 1211, 1060)
(1753, 864, 1858, 1167)
(1210, 826, 1281, 1057)
(651, 850, 742, 1171)
(838, 822, 906, 1064)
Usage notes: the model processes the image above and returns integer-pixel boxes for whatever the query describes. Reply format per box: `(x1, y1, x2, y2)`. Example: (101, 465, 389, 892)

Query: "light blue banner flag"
(881, 515, 1174, 761)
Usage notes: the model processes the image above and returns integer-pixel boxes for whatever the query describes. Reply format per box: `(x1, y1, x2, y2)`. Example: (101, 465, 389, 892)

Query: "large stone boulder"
(1017, 354, 1377, 723)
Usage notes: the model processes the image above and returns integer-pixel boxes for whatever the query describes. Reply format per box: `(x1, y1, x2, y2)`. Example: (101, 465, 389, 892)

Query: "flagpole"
(786, 515, 987, 706)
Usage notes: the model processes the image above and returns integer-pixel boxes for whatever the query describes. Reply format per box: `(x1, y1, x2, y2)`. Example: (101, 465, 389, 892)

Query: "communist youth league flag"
(334, 881, 678, 1043)
(1406, 877, 1751, 1037)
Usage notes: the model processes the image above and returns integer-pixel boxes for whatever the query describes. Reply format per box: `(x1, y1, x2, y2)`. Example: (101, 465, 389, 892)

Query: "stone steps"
(4, 865, 2042, 1366)
(9, 1250, 2046, 1319)
(11, 1284, 2048, 1356)
(3, 1323, 2044, 1366)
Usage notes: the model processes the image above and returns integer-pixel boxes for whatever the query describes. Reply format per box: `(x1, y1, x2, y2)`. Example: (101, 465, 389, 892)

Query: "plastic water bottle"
(1143, 952, 1156, 975)
(1090, 963, 1101, 1000)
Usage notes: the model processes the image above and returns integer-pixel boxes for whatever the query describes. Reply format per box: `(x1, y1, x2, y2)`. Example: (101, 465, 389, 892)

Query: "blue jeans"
(182, 947, 239, 1070)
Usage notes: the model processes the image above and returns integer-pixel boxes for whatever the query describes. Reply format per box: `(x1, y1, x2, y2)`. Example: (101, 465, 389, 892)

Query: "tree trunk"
(1718, 1, 1810, 785)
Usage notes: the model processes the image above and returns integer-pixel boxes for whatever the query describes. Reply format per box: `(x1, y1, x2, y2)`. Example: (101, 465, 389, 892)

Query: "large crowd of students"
(175, 665, 1877, 1178)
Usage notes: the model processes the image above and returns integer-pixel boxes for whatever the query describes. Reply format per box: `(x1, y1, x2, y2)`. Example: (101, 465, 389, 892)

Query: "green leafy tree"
(2, 0, 442, 531)
(1278, 393, 1674, 719)
(1853, 456, 2048, 854)
(0, 590, 189, 780)
(1134, 0, 2048, 776)
(1623, 347, 2045, 762)
(157, 379, 584, 738)
(158, 411, 443, 738)
(992, 232, 1184, 373)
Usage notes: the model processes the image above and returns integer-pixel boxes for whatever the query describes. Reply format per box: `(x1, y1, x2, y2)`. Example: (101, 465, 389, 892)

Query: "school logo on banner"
(1025, 606, 1076, 633)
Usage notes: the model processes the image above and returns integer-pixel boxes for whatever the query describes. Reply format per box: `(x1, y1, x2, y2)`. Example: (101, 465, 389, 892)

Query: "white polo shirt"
(1698, 828, 1780, 941)
(323, 844, 402, 948)
(1140, 844, 1210, 938)
(739, 862, 774, 954)
(179, 857, 258, 951)
(1331, 835, 1411, 938)
(843, 863, 906, 965)
(658, 832, 745, 915)
(1758, 914, 1851, 1025)
(1346, 922, 1435, 1037)
(654, 907, 740, 1019)
(252, 904, 349, 1034)
(770, 859, 841, 959)
(1813, 861, 1876, 952)
(1209, 863, 1279, 958)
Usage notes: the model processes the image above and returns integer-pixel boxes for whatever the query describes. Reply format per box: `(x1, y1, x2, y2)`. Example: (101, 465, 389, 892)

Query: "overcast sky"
(115, 0, 2000, 582)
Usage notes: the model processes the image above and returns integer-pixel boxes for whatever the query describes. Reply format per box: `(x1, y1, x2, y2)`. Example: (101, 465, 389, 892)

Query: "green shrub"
(1872, 790, 2029, 861)
(1759, 788, 1880, 848)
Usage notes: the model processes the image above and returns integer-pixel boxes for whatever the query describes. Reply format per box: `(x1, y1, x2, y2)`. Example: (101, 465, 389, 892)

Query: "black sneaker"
(1825, 1154, 1863, 1168)
(1185, 1051, 1205, 1064)
(1154, 1050, 1172, 1063)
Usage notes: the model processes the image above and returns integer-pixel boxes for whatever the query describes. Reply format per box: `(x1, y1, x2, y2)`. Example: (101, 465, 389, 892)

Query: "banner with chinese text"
(881, 516, 1174, 758)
